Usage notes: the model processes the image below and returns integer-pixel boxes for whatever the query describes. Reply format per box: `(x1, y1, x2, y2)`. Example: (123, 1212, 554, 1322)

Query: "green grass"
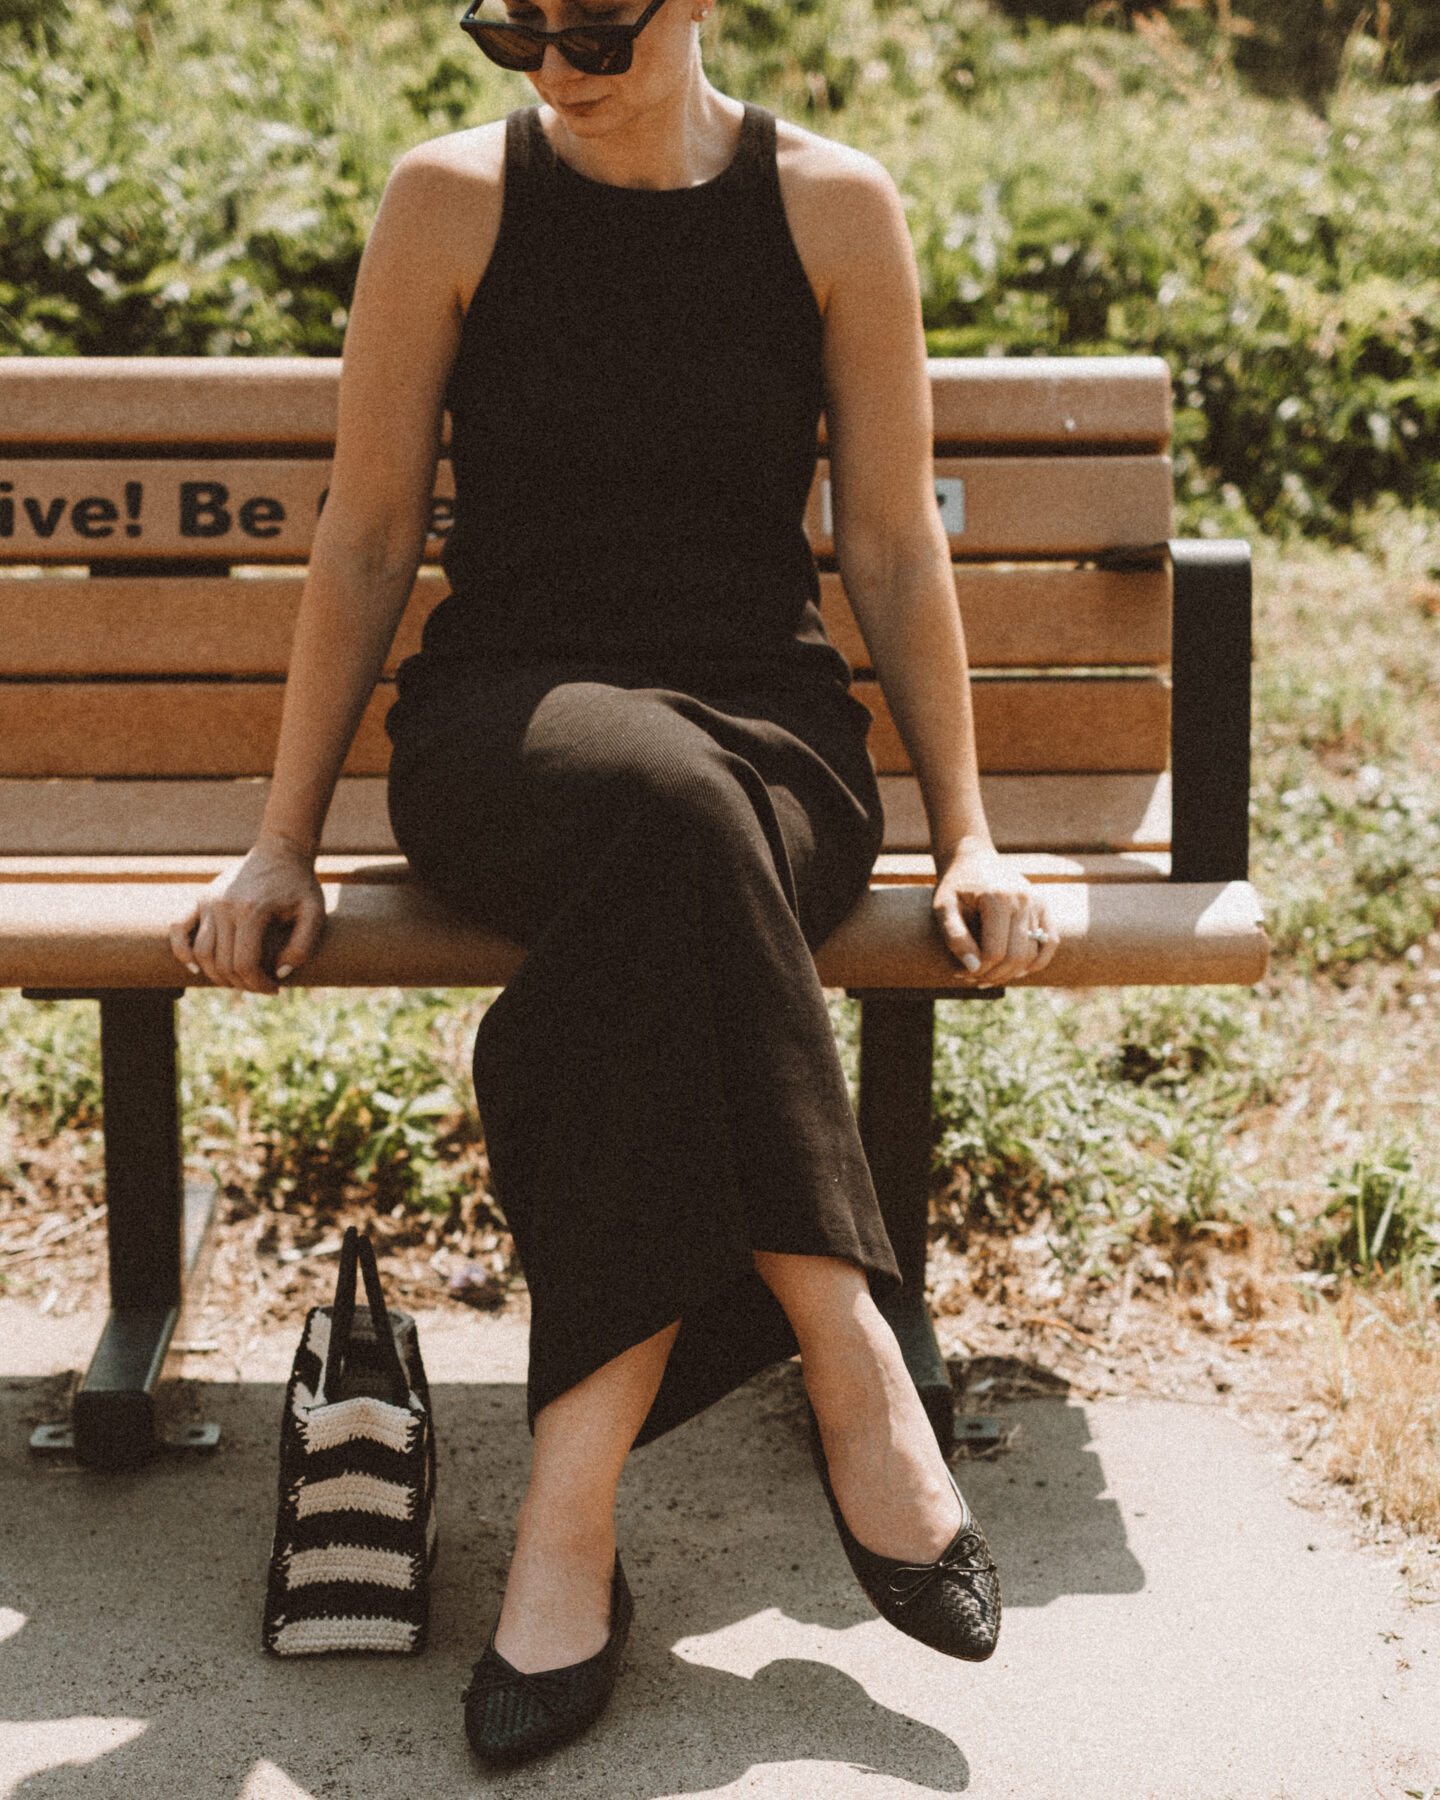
(865, 519, 1440, 1293)
(178, 985, 492, 1219)
(0, 985, 501, 1247)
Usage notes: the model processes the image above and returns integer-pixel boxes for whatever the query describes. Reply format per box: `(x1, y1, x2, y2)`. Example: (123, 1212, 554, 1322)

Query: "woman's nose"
(540, 42, 575, 81)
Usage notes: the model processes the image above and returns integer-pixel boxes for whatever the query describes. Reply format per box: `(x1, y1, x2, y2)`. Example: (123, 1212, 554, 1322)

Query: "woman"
(172, 0, 1058, 1766)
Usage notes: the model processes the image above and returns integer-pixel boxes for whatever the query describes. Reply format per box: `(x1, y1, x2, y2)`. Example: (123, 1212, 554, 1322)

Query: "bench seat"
(0, 869, 1267, 992)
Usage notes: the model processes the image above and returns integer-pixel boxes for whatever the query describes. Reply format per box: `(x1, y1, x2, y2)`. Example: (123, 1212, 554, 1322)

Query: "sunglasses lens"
(463, 22, 546, 69)
(559, 31, 633, 74)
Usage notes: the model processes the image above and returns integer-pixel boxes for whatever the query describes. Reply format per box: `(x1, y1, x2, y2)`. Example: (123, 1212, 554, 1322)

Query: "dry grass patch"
(1314, 1283, 1440, 1539)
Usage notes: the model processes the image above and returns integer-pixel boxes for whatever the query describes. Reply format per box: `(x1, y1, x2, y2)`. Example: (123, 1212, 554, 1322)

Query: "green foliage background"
(4, 0, 1440, 536)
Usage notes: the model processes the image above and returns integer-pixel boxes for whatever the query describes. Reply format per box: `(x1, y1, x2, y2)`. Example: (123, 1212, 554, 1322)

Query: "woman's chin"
(545, 94, 612, 128)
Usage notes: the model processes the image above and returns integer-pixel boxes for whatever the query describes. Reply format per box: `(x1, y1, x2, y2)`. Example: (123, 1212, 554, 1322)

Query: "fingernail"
(962, 953, 981, 972)
(186, 962, 200, 975)
(276, 965, 293, 981)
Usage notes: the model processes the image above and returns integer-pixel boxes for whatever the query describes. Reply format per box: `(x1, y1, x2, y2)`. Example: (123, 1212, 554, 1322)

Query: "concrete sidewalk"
(2, 1300, 1437, 1800)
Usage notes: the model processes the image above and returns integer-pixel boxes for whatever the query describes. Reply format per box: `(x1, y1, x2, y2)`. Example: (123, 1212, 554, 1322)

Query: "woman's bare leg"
(754, 1252, 961, 1562)
(494, 1320, 680, 1673)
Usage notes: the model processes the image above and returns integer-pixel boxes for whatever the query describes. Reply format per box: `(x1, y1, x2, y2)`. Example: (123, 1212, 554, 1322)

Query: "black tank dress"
(386, 104, 900, 1444)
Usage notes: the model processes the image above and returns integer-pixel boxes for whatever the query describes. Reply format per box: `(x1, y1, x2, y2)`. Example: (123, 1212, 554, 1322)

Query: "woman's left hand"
(932, 839, 1059, 985)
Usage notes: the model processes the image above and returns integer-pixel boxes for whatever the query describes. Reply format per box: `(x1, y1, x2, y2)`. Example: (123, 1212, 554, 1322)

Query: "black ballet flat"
(809, 1414, 1002, 1662)
(462, 1557, 634, 1767)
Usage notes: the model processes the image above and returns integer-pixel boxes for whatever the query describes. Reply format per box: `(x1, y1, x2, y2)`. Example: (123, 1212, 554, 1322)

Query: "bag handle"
(323, 1225, 409, 1406)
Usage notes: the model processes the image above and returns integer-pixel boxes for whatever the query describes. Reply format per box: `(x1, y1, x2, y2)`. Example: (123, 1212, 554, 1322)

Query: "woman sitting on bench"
(172, 0, 1058, 1766)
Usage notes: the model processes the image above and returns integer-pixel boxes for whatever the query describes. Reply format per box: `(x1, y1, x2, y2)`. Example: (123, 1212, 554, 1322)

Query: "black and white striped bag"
(263, 1226, 438, 1656)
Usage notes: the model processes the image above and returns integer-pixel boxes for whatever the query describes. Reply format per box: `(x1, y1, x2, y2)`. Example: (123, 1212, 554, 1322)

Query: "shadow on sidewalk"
(0, 1359, 1140, 1799)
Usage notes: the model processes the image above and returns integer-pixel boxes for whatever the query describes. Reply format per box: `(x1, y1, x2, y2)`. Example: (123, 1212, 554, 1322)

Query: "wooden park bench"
(0, 355, 1267, 1469)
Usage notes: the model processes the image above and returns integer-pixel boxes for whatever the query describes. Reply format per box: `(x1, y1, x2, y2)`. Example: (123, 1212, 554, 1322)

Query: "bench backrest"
(0, 356, 1179, 862)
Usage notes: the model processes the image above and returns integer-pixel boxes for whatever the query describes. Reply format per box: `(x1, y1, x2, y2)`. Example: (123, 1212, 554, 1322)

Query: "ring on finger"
(1027, 927, 1051, 945)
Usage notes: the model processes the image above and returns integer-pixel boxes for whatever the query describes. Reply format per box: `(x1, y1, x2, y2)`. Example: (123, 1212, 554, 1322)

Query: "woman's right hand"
(169, 833, 327, 995)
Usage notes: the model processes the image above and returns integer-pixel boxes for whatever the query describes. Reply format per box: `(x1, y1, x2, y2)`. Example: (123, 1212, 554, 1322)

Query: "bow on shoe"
(885, 1528, 997, 1608)
(464, 1656, 580, 1714)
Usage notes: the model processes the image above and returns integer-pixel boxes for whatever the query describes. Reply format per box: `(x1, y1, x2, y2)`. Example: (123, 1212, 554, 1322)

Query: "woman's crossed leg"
(493, 1252, 960, 1673)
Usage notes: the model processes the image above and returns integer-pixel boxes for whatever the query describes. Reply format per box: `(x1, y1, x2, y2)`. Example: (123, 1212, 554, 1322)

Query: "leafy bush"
(878, 15, 1440, 535)
(0, 0, 525, 355)
(5, 0, 1440, 535)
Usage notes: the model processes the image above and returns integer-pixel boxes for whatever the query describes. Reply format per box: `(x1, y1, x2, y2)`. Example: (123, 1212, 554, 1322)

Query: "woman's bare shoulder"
(774, 118, 895, 200)
(371, 120, 509, 303)
(777, 118, 889, 183)
(773, 120, 909, 309)
(389, 118, 508, 207)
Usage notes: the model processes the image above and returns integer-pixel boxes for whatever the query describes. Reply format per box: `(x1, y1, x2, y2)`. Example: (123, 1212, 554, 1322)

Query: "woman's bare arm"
(781, 136, 1057, 985)
(170, 129, 505, 993)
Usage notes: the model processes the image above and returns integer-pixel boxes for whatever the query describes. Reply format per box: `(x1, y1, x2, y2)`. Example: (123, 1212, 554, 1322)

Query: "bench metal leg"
(23, 989, 217, 1468)
(855, 991, 954, 1454)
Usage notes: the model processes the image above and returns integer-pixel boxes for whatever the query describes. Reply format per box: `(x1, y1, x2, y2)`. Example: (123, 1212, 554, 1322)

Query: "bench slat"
(0, 776, 399, 855)
(815, 879, 1267, 988)
(953, 771, 1171, 852)
(0, 771, 1172, 855)
(0, 676, 1169, 778)
(0, 574, 441, 678)
(856, 676, 1170, 775)
(0, 876, 1267, 989)
(806, 457, 1174, 557)
(1, 356, 1172, 452)
(0, 453, 1172, 563)
(925, 357, 1172, 450)
(820, 567, 1170, 672)
(0, 358, 344, 449)
(0, 685, 394, 777)
(869, 850, 1170, 884)
(0, 564, 1169, 678)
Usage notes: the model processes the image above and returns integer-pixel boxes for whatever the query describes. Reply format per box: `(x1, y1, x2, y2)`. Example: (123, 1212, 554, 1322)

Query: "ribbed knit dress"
(386, 103, 900, 1444)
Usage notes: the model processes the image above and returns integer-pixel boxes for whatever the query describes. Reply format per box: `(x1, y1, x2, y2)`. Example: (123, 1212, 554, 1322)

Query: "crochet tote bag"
(263, 1226, 438, 1655)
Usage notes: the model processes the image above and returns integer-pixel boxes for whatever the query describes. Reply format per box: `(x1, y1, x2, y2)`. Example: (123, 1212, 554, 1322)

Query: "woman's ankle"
(798, 1308, 963, 1561)
(494, 1525, 618, 1672)
(512, 1491, 618, 1567)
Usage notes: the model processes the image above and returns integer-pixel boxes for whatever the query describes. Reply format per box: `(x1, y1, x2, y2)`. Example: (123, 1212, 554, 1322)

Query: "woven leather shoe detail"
(810, 1415, 1002, 1662)
(463, 1557, 633, 1766)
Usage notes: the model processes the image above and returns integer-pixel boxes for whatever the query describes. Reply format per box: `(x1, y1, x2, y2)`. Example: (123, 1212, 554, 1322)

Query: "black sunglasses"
(460, 0, 668, 75)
